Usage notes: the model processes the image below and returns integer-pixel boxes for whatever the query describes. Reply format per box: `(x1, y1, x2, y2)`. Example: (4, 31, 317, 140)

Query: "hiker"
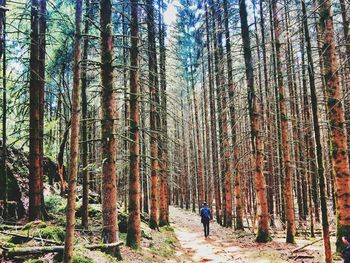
(343, 235, 350, 263)
(200, 202, 212, 238)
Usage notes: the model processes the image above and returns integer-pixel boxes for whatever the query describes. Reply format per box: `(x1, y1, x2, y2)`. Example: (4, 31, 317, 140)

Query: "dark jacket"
(344, 244, 350, 263)
(200, 206, 213, 223)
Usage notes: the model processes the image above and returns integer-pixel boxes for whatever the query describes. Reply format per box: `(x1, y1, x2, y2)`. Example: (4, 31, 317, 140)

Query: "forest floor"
(0, 204, 345, 262)
(169, 206, 343, 263)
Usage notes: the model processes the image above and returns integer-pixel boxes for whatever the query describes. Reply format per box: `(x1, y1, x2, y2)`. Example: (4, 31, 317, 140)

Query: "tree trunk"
(146, 0, 159, 230)
(126, 0, 141, 249)
(81, 0, 91, 230)
(100, 0, 119, 249)
(239, 0, 270, 242)
(301, 1, 332, 260)
(0, 0, 7, 218)
(318, 0, 350, 253)
(259, 0, 275, 227)
(63, 0, 82, 261)
(29, 0, 42, 221)
(158, 0, 169, 226)
(273, 0, 295, 243)
(204, 0, 221, 225)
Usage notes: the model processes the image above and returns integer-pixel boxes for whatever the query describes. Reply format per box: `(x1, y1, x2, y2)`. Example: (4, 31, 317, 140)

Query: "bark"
(122, 2, 129, 212)
(339, 0, 350, 167)
(158, 0, 169, 226)
(126, 0, 141, 249)
(81, 0, 91, 230)
(239, 0, 270, 242)
(301, 0, 331, 260)
(204, 0, 221, 225)
(38, 0, 46, 219)
(273, 0, 295, 243)
(189, 57, 205, 212)
(146, 0, 159, 230)
(0, 0, 7, 218)
(181, 96, 190, 210)
(140, 85, 148, 214)
(318, 0, 350, 253)
(63, 0, 82, 261)
(29, 0, 42, 221)
(259, 0, 274, 226)
(217, 0, 233, 228)
(100, 0, 119, 248)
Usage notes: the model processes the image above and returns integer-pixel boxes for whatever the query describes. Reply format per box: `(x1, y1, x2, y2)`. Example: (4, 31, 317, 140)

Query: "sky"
(164, 1, 178, 26)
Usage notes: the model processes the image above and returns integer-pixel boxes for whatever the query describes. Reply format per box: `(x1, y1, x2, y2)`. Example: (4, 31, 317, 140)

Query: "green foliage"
(256, 230, 272, 243)
(37, 226, 65, 242)
(24, 259, 43, 263)
(72, 254, 94, 263)
(44, 195, 66, 214)
(160, 225, 174, 232)
(150, 236, 176, 258)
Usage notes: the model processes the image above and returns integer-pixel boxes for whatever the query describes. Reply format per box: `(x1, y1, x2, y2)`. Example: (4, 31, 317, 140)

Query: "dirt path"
(169, 206, 334, 263)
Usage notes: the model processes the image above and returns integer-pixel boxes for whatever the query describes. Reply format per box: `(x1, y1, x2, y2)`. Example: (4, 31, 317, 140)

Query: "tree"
(301, 0, 332, 260)
(204, 0, 222, 224)
(158, 0, 169, 226)
(63, 0, 82, 261)
(146, 0, 159, 230)
(100, 0, 119, 249)
(318, 0, 350, 252)
(29, 0, 42, 221)
(272, 0, 295, 243)
(0, 0, 7, 218)
(81, 0, 91, 229)
(126, 0, 141, 249)
(239, 0, 270, 242)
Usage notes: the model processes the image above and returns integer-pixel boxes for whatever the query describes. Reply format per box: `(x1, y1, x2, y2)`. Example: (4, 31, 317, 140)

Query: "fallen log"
(0, 231, 62, 245)
(2, 241, 123, 258)
(0, 224, 24, 231)
(291, 238, 323, 253)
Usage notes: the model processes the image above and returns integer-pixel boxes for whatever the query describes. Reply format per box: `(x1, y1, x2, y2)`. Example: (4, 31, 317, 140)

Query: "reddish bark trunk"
(100, 0, 118, 246)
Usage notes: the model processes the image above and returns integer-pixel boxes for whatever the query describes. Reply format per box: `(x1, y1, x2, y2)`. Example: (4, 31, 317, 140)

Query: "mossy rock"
(118, 212, 128, 233)
(141, 230, 153, 240)
(37, 226, 65, 242)
(75, 204, 102, 219)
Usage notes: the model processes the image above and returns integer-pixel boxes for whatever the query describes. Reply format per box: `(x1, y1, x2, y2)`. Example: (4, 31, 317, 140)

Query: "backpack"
(201, 207, 211, 221)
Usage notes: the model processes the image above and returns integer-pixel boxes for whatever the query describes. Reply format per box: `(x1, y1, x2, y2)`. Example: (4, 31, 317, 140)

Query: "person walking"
(200, 202, 213, 238)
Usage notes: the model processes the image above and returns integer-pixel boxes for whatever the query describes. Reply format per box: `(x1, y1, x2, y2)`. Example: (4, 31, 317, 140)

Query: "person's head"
(342, 235, 350, 246)
(203, 202, 207, 207)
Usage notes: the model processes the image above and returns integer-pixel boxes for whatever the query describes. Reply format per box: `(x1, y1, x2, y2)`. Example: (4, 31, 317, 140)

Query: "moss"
(119, 232, 127, 242)
(141, 230, 153, 240)
(23, 221, 47, 230)
(44, 195, 66, 214)
(149, 219, 158, 230)
(89, 204, 101, 217)
(24, 259, 43, 263)
(72, 254, 94, 263)
(256, 230, 272, 243)
(2, 241, 16, 248)
(160, 225, 174, 232)
(37, 226, 65, 242)
(150, 237, 175, 258)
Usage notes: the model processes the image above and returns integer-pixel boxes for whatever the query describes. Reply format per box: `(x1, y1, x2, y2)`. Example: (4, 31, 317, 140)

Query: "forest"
(0, 0, 350, 262)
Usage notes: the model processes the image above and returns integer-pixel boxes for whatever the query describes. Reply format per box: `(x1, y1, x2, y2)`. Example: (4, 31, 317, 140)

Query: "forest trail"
(169, 206, 330, 263)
